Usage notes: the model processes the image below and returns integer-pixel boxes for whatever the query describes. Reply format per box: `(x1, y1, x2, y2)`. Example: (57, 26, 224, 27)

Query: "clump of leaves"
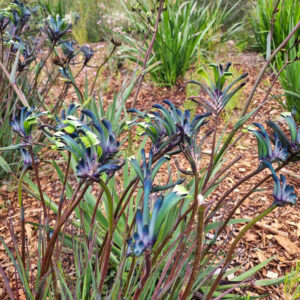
(0, 61, 299, 300)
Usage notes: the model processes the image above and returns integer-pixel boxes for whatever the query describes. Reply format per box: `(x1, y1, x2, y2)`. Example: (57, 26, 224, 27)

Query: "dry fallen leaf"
(25, 224, 33, 240)
(256, 250, 268, 263)
(297, 223, 300, 238)
(274, 235, 300, 256)
(245, 232, 258, 242)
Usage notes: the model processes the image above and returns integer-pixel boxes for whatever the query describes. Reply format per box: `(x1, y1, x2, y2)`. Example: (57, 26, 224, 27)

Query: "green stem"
(181, 204, 205, 300)
(90, 44, 117, 96)
(29, 147, 48, 226)
(133, 251, 152, 300)
(206, 205, 277, 299)
(28, 44, 55, 100)
(98, 179, 113, 233)
(18, 166, 29, 269)
(36, 180, 88, 300)
(98, 178, 114, 293)
(202, 114, 219, 191)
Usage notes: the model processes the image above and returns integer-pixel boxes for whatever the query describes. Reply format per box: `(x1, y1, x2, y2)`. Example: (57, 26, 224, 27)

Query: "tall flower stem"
(206, 167, 261, 223)
(28, 44, 55, 100)
(202, 114, 219, 191)
(206, 205, 276, 299)
(128, 0, 165, 153)
(18, 166, 29, 268)
(35, 180, 88, 300)
(29, 147, 48, 228)
(180, 203, 206, 300)
(133, 250, 152, 300)
(89, 44, 117, 96)
(98, 179, 114, 293)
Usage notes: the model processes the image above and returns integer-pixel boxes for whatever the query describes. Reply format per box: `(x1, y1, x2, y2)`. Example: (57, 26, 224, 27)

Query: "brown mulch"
(0, 42, 299, 299)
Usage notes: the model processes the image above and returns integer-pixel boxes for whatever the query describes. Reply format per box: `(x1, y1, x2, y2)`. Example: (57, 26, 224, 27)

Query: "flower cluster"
(264, 162, 297, 207)
(127, 196, 163, 256)
(249, 123, 288, 163)
(127, 186, 188, 257)
(251, 112, 300, 165)
(10, 107, 46, 143)
(189, 63, 248, 115)
(52, 108, 123, 180)
(9, 0, 31, 34)
(45, 15, 71, 44)
(129, 100, 210, 151)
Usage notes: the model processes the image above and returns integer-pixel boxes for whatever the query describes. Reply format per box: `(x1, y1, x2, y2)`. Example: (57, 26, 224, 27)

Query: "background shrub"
(120, 0, 243, 86)
(250, 0, 300, 121)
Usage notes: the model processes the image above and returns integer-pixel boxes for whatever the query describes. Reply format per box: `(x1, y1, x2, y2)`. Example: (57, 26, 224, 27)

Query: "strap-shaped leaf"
(155, 186, 188, 237)
(151, 156, 170, 182)
(128, 157, 143, 182)
(267, 120, 291, 149)
(249, 129, 267, 160)
(253, 123, 272, 158)
(283, 114, 297, 144)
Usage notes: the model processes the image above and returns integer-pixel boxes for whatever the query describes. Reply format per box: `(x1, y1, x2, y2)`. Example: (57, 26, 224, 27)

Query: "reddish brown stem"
(180, 205, 205, 300)
(35, 180, 88, 300)
(130, 0, 165, 108)
(133, 251, 152, 300)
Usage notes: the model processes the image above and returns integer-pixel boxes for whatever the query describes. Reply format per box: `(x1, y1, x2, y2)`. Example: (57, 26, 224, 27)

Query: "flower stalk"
(18, 166, 29, 268)
(36, 180, 89, 300)
(206, 204, 277, 299)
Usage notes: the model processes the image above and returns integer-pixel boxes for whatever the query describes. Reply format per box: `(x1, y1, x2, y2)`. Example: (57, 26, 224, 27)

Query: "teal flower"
(264, 162, 297, 207)
(61, 40, 76, 61)
(127, 196, 163, 256)
(80, 45, 94, 65)
(45, 15, 71, 44)
(129, 149, 169, 223)
(129, 100, 210, 150)
(249, 123, 289, 163)
(19, 148, 36, 167)
(127, 186, 188, 257)
(267, 112, 300, 152)
(189, 63, 248, 114)
(10, 107, 46, 142)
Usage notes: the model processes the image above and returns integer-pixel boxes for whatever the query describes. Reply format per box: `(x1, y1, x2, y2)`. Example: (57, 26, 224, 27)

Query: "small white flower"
(197, 194, 204, 205)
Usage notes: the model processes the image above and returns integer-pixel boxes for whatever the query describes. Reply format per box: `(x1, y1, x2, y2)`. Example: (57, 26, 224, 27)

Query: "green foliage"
(2, 65, 300, 297)
(249, 0, 300, 121)
(38, 0, 104, 43)
(72, 0, 100, 44)
(121, 0, 243, 86)
(284, 261, 300, 299)
(0, 0, 97, 178)
(276, 52, 300, 122)
(1, 1, 300, 298)
(249, 0, 300, 54)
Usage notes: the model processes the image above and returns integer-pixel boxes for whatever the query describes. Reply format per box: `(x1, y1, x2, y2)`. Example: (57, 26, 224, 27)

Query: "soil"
(0, 42, 299, 299)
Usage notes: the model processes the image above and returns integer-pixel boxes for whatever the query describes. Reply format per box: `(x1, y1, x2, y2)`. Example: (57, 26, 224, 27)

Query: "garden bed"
(0, 42, 299, 299)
